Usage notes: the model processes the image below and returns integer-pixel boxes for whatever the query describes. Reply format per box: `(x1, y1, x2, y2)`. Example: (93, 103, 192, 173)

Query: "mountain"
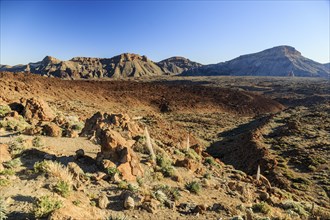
(324, 63, 330, 70)
(182, 46, 330, 77)
(1, 46, 329, 78)
(157, 56, 202, 74)
(0, 53, 168, 79)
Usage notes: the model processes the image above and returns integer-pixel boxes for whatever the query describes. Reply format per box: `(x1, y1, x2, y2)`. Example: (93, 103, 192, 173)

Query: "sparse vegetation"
(156, 154, 176, 177)
(0, 179, 10, 187)
(117, 181, 128, 190)
(184, 149, 201, 161)
(0, 115, 30, 132)
(0, 105, 11, 117)
(185, 181, 201, 194)
(106, 167, 121, 177)
(3, 158, 22, 169)
(128, 183, 139, 192)
(0, 76, 329, 219)
(281, 200, 309, 217)
(33, 160, 48, 173)
(8, 138, 26, 157)
(252, 202, 271, 214)
(204, 157, 217, 166)
(42, 161, 73, 185)
(72, 200, 81, 206)
(32, 136, 43, 148)
(203, 173, 212, 179)
(108, 214, 129, 220)
(153, 184, 181, 201)
(0, 197, 7, 220)
(54, 180, 71, 197)
(33, 195, 62, 218)
(0, 169, 15, 176)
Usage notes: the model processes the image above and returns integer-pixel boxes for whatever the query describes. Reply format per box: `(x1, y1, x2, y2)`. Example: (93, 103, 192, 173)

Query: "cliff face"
(182, 46, 330, 77)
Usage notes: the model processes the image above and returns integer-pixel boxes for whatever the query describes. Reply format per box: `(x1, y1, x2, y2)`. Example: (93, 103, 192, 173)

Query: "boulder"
(117, 147, 143, 182)
(0, 144, 11, 163)
(74, 149, 85, 159)
(98, 193, 109, 209)
(80, 112, 143, 138)
(175, 158, 199, 172)
(101, 159, 116, 169)
(123, 196, 135, 210)
(22, 98, 55, 122)
(99, 129, 130, 159)
(67, 162, 84, 179)
(81, 112, 144, 181)
(191, 144, 204, 155)
(43, 123, 62, 137)
(142, 199, 160, 214)
(23, 125, 43, 135)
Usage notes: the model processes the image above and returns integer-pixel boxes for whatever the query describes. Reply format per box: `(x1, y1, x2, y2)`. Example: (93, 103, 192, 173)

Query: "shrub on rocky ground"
(252, 202, 271, 214)
(54, 180, 72, 198)
(8, 138, 26, 157)
(0, 115, 30, 132)
(153, 184, 181, 202)
(2, 158, 21, 169)
(0, 105, 11, 117)
(185, 181, 201, 194)
(184, 149, 201, 161)
(33, 195, 62, 218)
(32, 136, 43, 148)
(0, 179, 10, 187)
(0, 197, 7, 220)
(108, 214, 130, 220)
(156, 154, 176, 177)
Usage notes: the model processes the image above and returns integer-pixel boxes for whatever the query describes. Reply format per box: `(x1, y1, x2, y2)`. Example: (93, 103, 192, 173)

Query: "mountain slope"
(157, 56, 202, 74)
(0, 54, 166, 79)
(182, 46, 330, 77)
(324, 63, 330, 70)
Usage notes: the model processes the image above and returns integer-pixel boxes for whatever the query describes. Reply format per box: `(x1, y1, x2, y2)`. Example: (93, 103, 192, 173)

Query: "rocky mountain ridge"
(1, 46, 329, 78)
(182, 46, 330, 77)
(0, 54, 171, 79)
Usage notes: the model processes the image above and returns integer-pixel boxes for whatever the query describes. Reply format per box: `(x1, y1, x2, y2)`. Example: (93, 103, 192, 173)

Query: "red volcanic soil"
(0, 72, 284, 118)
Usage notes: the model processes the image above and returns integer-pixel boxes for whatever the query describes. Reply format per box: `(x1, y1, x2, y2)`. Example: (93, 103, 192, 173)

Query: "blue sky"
(1, 0, 329, 65)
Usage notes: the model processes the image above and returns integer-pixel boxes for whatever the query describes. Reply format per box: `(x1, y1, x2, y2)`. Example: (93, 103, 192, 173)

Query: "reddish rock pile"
(21, 97, 55, 122)
(81, 112, 144, 181)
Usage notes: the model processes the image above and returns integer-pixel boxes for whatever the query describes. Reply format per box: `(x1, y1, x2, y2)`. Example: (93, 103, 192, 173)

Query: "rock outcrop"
(182, 46, 330, 77)
(81, 112, 143, 181)
(22, 98, 55, 122)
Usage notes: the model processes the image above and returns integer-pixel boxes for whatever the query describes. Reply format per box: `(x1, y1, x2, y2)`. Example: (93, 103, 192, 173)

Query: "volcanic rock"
(22, 98, 55, 122)
(43, 123, 62, 137)
(81, 112, 144, 181)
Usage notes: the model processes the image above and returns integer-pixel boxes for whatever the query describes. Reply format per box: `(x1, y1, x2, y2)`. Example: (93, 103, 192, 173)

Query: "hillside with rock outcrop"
(0, 73, 329, 219)
(157, 57, 202, 75)
(1, 46, 329, 78)
(0, 54, 167, 79)
(0, 54, 203, 79)
(182, 46, 330, 77)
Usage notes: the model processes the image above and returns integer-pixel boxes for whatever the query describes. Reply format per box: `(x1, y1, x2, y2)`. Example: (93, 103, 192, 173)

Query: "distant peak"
(166, 56, 189, 61)
(115, 53, 148, 62)
(262, 45, 301, 56)
(42, 56, 60, 64)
